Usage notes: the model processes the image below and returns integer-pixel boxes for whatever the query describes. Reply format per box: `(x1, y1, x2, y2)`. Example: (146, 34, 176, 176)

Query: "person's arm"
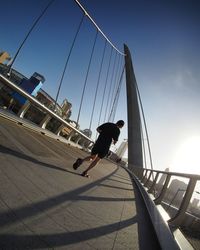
(113, 140, 117, 145)
(112, 129, 120, 144)
(97, 123, 106, 133)
(96, 127, 102, 133)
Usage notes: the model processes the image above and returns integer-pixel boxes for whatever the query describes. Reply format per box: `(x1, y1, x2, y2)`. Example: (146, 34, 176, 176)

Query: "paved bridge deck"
(0, 115, 160, 249)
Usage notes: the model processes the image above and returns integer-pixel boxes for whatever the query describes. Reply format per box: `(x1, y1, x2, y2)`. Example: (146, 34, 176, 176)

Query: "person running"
(73, 120, 125, 177)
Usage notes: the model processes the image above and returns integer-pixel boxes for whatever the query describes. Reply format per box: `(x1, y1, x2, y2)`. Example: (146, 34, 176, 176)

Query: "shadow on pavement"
(0, 143, 159, 249)
(0, 156, 122, 228)
(0, 217, 137, 249)
(0, 144, 75, 174)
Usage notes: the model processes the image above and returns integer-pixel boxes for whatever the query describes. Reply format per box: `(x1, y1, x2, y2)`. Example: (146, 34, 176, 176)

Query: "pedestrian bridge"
(0, 113, 159, 249)
(0, 0, 200, 249)
(0, 108, 196, 250)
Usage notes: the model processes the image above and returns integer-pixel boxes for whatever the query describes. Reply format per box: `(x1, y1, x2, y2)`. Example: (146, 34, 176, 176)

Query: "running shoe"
(73, 158, 83, 170)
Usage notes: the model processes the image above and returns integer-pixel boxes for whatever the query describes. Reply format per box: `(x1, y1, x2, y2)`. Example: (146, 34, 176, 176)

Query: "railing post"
(168, 178, 197, 226)
(67, 130, 76, 141)
(141, 169, 148, 183)
(154, 174, 171, 205)
(85, 141, 93, 150)
(18, 101, 31, 118)
(81, 139, 91, 149)
(74, 135, 82, 144)
(148, 172, 159, 194)
(39, 114, 51, 129)
(55, 124, 65, 136)
(144, 171, 152, 187)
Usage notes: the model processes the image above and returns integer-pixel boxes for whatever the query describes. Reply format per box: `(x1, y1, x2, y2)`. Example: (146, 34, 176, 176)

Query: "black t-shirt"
(95, 122, 120, 148)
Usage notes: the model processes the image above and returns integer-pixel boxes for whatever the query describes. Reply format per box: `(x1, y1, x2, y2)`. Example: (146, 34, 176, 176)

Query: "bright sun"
(172, 136, 200, 175)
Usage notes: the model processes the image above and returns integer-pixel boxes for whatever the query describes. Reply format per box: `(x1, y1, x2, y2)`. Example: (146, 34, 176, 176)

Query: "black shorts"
(91, 143, 110, 159)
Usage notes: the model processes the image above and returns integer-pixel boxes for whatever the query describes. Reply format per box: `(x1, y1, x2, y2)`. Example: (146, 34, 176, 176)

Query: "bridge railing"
(0, 74, 93, 148)
(135, 167, 200, 227)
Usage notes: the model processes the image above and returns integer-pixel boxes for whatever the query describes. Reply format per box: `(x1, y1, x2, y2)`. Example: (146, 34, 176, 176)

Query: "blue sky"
(0, 0, 200, 174)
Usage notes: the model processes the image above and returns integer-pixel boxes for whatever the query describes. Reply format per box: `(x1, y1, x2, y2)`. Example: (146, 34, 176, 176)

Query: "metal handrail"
(0, 74, 93, 146)
(136, 167, 200, 226)
(124, 167, 180, 250)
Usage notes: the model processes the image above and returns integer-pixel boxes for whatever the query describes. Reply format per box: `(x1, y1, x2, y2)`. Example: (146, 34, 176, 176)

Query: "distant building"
(61, 98, 72, 120)
(0, 62, 75, 135)
(37, 89, 55, 109)
(157, 168, 170, 187)
(0, 51, 11, 64)
(12, 72, 45, 105)
(0, 63, 45, 110)
(70, 128, 92, 147)
(164, 178, 187, 206)
(0, 63, 69, 116)
(81, 128, 92, 138)
(0, 63, 28, 86)
(68, 120, 79, 129)
(116, 139, 127, 158)
(190, 198, 200, 211)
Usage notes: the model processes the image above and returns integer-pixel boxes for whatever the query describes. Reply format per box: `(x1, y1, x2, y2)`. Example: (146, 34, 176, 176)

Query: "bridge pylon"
(124, 44, 143, 177)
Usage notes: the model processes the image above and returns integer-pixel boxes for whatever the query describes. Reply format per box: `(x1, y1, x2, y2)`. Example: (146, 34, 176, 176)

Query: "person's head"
(116, 120, 125, 128)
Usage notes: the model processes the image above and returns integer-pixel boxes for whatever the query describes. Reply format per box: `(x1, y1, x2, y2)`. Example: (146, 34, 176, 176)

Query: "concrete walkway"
(0, 115, 160, 249)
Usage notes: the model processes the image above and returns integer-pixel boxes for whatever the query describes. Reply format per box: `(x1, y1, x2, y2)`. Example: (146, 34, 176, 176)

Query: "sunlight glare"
(172, 136, 200, 175)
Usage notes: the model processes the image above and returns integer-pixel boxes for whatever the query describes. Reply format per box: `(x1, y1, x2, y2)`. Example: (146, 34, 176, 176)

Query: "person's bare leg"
(82, 154, 96, 162)
(73, 154, 96, 170)
(82, 156, 101, 176)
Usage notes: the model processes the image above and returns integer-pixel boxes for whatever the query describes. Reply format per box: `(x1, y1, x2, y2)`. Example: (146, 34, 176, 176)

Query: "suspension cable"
(7, 0, 56, 76)
(89, 39, 107, 132)
(76, 29, 99, 126)
(74, 0, 125, 56)
(104, 50, 117, 122)
(111, 70, 123, 122)
(54, 13, 85, 110)
(141, 122, 147, 169)
(112, 59, 124, 121)
(135, 80, 154, 172)
(113, 71, 124, 121)
(96, 46, 113, 136)
(108, 66, 124, 121)
(108, 54, 121, 118)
